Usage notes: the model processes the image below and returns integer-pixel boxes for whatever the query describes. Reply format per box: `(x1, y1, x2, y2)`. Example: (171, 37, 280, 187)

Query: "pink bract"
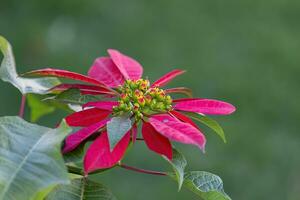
(83, 101, 119, 111)
(107, 49, 143, 80)
(26, 49, 235, 174)
(65, 108, 111, 127)
(151, 69, 185, 88)
(88, 57, 125, 87)
(63, 119, 109, 153)
(149, 114, 206, 151)
(174, 98, 236, 115)
(84, 131, 131, 174)
(142, 122, 173, 160)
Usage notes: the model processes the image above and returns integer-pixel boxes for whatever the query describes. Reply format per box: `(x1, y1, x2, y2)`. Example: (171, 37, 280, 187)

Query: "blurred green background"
(1, 0, 300, 199)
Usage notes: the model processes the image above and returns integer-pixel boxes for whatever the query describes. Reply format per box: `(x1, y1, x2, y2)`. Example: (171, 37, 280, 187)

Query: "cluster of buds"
(113, 79, 173, 121)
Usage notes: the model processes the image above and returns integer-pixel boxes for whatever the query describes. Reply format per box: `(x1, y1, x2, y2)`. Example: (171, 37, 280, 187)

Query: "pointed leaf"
(66, 108, 111, 127)
(108, 49, 143, 80)
(165, 87, 192, 97)
(164, 148, 187, 190)
(33, 174, 84, 199)
(84, 131, 130, 173)
(27, 94, 56, 122)
(83, 101, 119, 111)
(50, 83, 115, 95)
(27, 94, 74, 122)
(107, 116, 132, 151)
(149, 114, 206, 151)
(63, 142, 85, 164)
(24, 68, 107, 87)
(46, 178, 117, 200)
(186, 112, 227, 143)
(53, 88, 101, 105)
(0, 36, 60, 94)
(170, 110, 198, 128)
(88, 57, 125, 87)
(152, 69, 185, 88)
(174, 98, 236, 115)
(32, 185, 57, 200)
(142, 122, 172, 160)
(63, 119, 109, 153)
(181, 171, 231, 200)
(0, 117, 71, 200)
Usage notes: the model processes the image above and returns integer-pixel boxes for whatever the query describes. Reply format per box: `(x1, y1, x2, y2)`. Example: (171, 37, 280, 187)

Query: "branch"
(119, 163, 167, 176)
(19, 95, 26, 118)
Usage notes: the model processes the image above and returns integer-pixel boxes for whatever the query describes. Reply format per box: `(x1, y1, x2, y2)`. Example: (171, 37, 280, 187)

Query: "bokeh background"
(1, 1, 300, 199)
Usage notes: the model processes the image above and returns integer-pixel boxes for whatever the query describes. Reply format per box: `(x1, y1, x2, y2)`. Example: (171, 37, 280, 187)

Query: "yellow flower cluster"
(113, 79, 173, 121)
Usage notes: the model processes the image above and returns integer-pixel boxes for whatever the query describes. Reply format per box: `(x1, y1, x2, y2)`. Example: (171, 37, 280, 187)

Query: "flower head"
(26, 49, 236, 174)
(113, 79, 172, 121)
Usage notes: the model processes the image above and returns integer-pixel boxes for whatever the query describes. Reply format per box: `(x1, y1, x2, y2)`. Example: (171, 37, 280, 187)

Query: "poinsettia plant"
(0, 35, 235, 200)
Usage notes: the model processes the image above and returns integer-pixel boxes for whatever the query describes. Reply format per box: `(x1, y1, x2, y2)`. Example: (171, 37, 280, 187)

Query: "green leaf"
(0, 36, 60, 94)
(63, 142, 85, 164)
(107, 116, 132, 151)
(185, 112, 227, 143)
(27, 94, 56, 122)
(164, 148, 187, 191)
(0, 116, 72, 200)
(31, 185, 57, 200)
(45, 178, 117, 200)
(27, 93, 74, 122)
(52, 88, 100, 105)
(31, 173, 83, 200)
(183, 171, 231, 200)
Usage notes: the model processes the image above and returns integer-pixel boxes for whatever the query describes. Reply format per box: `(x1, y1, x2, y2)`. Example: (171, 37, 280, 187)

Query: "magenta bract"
(142, 122, 173, 160)
(149, 114, 206, 151)
(28, 49, 235, 174)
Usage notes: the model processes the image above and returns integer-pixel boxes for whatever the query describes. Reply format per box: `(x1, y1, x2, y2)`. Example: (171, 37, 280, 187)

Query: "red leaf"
(169, 110, 198, 129)
(174, 98, 236, 115)
(65, 108, 111, 127)
(165, 87, 193, 97)
(108, 49, 143, 80)
(142, 122, 173, 160)
(63, 119, 109, 153)
(24, 68, 107, 86)
(173, 98, 198, 103)
(84, 131, 130, 174)
(88, 57, 125, 87)
(83, 101, 119, 111)
(151, 69, 185, 88)
(149, 114, 206, 151)
(50, 83, 115, 95)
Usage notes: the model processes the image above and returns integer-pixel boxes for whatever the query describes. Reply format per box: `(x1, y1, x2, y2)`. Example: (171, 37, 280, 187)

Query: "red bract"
(27, 49, 236, 174)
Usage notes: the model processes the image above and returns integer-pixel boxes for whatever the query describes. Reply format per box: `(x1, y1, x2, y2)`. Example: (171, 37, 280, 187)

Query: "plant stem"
(67, 165, 84, 176)
(19, 95, 26, 118)
(131, 137, 144, 141)
(119, 163, 167, 176)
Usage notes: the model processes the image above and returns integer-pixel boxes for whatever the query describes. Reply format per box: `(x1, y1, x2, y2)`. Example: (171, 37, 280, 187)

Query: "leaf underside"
(0, 36, 60, 94)
(107, 116, 132, 151)
(185, 112, 227, 143)
(46, 178, 117, 200)
(53, 88, 100, 105)
(0, 116, 71, 200)
(183, 171, 231, 200)
(164, 148, 187, 191)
